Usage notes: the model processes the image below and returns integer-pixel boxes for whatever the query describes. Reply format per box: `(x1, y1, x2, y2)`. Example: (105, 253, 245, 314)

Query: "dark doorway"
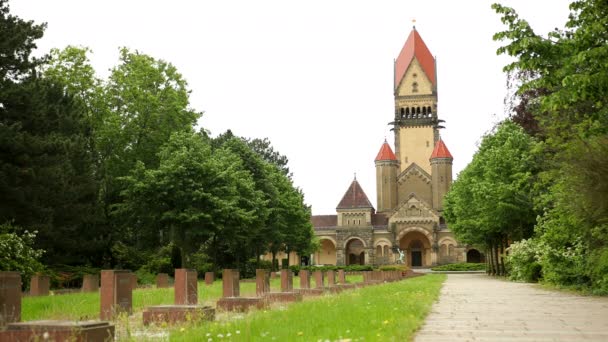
(467, 249, 481, 263)
(411, 251, 422, 267)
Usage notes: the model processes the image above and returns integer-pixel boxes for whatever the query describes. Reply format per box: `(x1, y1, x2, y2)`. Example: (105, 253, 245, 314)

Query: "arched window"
(376, 245, 382, 256)
(416, 107, 421, 114)
(405, 107, 410, 116)
(383, 245, 389, 257)
(400, 108, 405, 117)
(448, 244, 455, 256)
(422, 107, 427, 115)
(427, 106, 432, 114)
(412, 82, 418, 93)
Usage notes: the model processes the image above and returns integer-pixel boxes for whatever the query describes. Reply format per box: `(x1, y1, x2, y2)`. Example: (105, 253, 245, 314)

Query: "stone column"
(280, 270, 293, 292)
(336, 248, 345, 266)
(82, 274, 99, 292)
(0, 272, 21, 326)
(299, 270, 311, 289)
(222, 269, 239, 297)
(313, 271, 324, 289)
(205, 272, 214, 285)
(100, 270, 132, 320)
(29, 275, 50, 296)
(256, 269, 270, 296)
(156, 273, 169, 288)
(338, 270, 346, 284)
(174, 269, 197, 305)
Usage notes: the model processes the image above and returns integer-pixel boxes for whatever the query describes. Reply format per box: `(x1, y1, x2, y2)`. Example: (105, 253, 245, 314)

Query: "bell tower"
(392, 27, 440, 175)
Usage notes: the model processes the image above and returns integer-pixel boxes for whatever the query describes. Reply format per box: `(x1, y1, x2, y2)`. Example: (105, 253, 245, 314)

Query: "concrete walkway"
(415, 274, 608, 341)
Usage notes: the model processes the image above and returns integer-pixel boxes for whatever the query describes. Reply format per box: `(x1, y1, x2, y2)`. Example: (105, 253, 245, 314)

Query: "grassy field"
(169, 274, 445, 342)
(22, 274, 364, 321)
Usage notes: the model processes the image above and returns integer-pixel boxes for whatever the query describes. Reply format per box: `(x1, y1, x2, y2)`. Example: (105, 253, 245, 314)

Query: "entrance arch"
(315, 238, 336, 265)
(345, 238, 366, 265)
(398, 229, 432, 267)
(467, 249, 482, 263)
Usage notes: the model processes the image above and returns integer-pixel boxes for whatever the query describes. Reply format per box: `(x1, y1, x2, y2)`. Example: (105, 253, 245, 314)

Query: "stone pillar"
(100, 270, 132, 320)
(362, 271, 371, 283)
(174, 269, 197, 305)
(336, 248, 345, 266)
(205, 272, 214, 285)
(82, 274, 99, 292)
(280, 270, 293, 292)
(299, 270, 311, 289)
(313, 271, 324, 289)
(0, 272, 21, 326)
(222, 269, 239, 297)
(326, 270, 336, 287)
(338, 270, 346, 284)
(365, 248, 374, 265)
(256, 269, 270, 296)
(156, 273, 169, 288)
(29, 275, 50, 296)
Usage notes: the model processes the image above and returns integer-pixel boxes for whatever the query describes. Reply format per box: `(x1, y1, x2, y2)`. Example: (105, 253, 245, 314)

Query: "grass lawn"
(21, 274, 364, 321)
(169, 274, 445, 342)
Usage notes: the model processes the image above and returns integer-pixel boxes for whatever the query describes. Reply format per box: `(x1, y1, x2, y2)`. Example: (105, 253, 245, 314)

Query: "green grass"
(431, 263, 486, 271)
(21, 274, 363, 321)
(169, 274, 445, 342)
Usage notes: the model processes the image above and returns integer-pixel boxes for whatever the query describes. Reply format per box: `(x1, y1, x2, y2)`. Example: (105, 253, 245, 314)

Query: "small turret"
(375, 140, 399, 213)
(430, 138, 453, 211)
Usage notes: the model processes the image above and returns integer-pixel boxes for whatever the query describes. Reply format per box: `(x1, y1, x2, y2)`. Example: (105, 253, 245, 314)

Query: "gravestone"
(1, 321, 114, 341)
(156, 273, 169, 288)
(256, 269, 270, 296)
(280, 269, 293, 292)
(299, 270, 310, 289)
(131, 273, 138, 290)
(0, 272, 21, 326)
(338, 269, 346, 284)
(100, 270, 132, 320)
(326, 270, 336, 287)
(174, 269, 197, 305)
(204, 272, 214, 285)
(216, 269, 267, 312)
(29, 275, 50, 296)
(313, 271, 324, 289)
(82, 274, 99, 292)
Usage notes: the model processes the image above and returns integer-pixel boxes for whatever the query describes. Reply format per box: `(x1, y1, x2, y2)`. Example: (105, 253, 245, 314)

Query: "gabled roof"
(430, 138, 453, 159)
(394, 27, 436, 89)
(374, 140, 397, 161)
(336, 179, 374, 210)
(311, 215, 337, 228)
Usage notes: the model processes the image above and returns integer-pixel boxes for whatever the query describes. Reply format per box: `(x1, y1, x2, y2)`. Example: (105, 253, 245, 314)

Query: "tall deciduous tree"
(444, 121, 538, 275)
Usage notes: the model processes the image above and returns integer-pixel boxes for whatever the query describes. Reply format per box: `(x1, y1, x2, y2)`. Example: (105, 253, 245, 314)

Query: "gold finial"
(412, 18, 416, 29)
(354, 172, 357, 180)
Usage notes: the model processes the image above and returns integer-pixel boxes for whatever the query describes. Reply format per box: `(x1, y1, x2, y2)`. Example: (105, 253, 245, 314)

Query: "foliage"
(0, 222, 45, 287)
(505, 239, 542, 282)
(378, 265, 410, 272)
(443, 121, 538, 275)
(430, 263, 486, 272)
(492, 0, 608, 292)
(140, 243, 176, 276)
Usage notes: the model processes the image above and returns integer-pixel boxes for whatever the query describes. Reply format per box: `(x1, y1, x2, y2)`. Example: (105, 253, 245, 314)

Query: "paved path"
(415, 274, 608, 341)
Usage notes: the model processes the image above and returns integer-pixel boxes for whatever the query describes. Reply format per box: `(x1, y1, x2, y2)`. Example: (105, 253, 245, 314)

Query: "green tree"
(0, 222, 45, 288)
(444, 121, 538, 275)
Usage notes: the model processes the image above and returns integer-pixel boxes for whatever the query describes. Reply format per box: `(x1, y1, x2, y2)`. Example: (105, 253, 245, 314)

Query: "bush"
(378, 265, 409, 272)
(431, 263, 486, 272)
(111, 241, 148, 270)
(589, 247, 608, 295)
(289, 265, 300, 276)
(505, 238, 542, 282)
(142, 243, 177, 276)
(0, 222, 45, 290)
(135, 267, 157, 285)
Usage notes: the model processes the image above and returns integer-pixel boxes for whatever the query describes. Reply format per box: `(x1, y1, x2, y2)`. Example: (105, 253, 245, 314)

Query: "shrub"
(379, 265, 409, 272)
(289, 265, 300, 276)
(431, 263, 486, 272)
(505, 239, 542, 282)
(588, 247, 608, 295)
(141, 243, 175, 276)
(134, 267, 157, 285)
(0, 222, 45, 289)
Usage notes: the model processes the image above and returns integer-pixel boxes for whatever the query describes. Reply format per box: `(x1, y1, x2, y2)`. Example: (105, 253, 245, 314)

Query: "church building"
(310, 27, 482, 267)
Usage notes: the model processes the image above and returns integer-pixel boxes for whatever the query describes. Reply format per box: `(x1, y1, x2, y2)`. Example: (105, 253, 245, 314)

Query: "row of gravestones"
(0, 269, 408, 341)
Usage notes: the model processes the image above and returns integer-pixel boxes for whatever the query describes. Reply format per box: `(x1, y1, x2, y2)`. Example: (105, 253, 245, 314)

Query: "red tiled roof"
(336, 179, 374, 210)
(430, 139, 453, 159)
(311, 215, 337, 228)
(394, 28, 436, 89)
(374, 141, 397, 161)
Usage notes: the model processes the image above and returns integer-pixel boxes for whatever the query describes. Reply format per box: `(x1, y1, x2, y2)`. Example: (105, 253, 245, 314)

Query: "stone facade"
(310, 28, 482, 267)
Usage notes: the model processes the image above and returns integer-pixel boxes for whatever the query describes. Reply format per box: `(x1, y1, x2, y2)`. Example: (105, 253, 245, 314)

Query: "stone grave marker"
(313, 270, 324, 289)
(174, 269, 197, 305)
(204, 272, 214, 285)
(0, 271, 21, 326)
(256, 269, 270, 296)
(156, 273, 169, 288)
(100, 270, 132, 320)
(82, 274, 99, 292)
(216, 269, 267, 312)
(29, 275, 50, 296)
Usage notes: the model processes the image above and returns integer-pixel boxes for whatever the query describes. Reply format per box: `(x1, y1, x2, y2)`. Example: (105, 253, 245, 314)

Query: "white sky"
(11, 0, 572, 215)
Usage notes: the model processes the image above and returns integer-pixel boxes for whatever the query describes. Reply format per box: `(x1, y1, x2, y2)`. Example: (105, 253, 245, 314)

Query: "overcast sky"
(11, 0, 572, 215)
